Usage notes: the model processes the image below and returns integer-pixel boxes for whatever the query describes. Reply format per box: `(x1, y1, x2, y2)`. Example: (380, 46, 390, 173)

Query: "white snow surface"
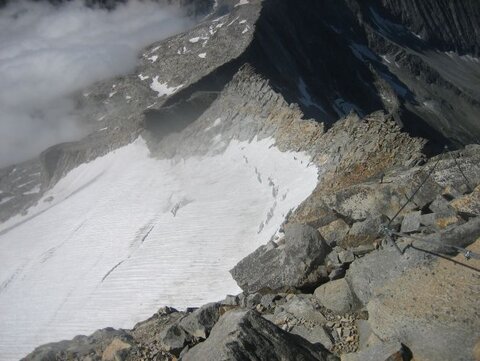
(150, 76, 183, 97)
(0, 136, 318, 360)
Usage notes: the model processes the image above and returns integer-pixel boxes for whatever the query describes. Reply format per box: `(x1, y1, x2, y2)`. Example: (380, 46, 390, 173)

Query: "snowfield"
(0, 136, 318, 360)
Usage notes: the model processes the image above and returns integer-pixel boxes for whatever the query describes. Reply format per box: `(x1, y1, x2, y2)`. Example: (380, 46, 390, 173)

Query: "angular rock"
(366, 240, 480, 361)
(23, 329, 134, 361)
(314, 278, 356, 314)
(341, 341, 407, 361)
(274, 294, 327, 326)
(318, 218, 351, 247)
(338, 249, 355, 264)
(329, 266, 346, 281)
(346, 245, 429, 307)
(182, 310, 338, 361)
(231, 224, 330, 293)
(260, 294, 281, 310)
(291, 325, 334, 350)
(179, 302, 229, 340)
(400, 211, 421, 233)
(450, 185, 480, 216)
(222, 294, 240, 306)
(340, 217, 383, 248)
(102, 338, 132, 361)
(158, 323, 190, 355)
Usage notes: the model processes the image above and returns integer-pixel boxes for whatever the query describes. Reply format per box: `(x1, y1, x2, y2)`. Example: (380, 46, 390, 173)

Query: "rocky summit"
(1, 0, 480, 360)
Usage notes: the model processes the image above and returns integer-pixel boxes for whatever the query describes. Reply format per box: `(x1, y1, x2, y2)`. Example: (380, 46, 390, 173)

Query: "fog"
(0, 0, 194, 168)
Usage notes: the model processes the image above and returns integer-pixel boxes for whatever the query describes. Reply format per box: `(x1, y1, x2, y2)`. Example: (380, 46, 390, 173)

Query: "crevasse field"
(0, 136, 318, 360)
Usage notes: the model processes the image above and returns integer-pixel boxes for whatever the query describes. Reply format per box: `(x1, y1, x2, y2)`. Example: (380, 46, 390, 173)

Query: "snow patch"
(147, 55, 158, 63)
(297, 78, 326, 113)
(23, 185, 41, 195)
(150, 76, 183, 97)
(138, 74, 149, 81)
(0, 196, 13, 205)
(235, 0, 249, 7)
(198, 53, 207, 59)
(0, 136, 318, 360)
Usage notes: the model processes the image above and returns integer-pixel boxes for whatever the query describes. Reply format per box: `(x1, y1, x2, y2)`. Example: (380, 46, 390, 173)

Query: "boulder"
(319, 219, 351, 246)
(23, 329, 134, 361)
(178, 302, 229, 339)
(273, 294, 327, 326)
(341, 341, 407, 361)
(450, 185, 480, 216)
(366, 239, 480, 361)
(340, 217, 384, 248)
(400, 211, 421, 233)
(346, 244, 429, 307)
(231, 224, 330, 293)
(314, 278, 356, 314)
(102, 338, 131, 361)
(182, 310, 338, 361)
(291, 325, 334, 350)
(158, 323, 190, 355)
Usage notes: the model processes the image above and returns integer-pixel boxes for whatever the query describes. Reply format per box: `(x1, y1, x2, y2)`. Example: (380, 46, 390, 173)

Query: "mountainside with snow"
(0, 0, 479, 360)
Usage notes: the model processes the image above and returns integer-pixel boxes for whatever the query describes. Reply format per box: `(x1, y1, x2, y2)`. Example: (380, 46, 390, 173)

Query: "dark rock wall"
(375, 0, 480, 55)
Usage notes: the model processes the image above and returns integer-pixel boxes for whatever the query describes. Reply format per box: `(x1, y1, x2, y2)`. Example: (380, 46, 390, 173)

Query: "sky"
(0, 0, 194, 168)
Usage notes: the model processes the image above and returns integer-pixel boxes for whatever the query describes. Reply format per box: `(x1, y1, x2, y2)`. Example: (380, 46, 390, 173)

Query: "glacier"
(0, 136, 318, 360)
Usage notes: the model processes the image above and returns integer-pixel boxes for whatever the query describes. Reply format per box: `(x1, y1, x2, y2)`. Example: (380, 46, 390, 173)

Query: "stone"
(340, 217, 383, 248)
(291, 325, 334, 350)
(318, 219, 351, 246)
(351, 244, 376, 256)
(366, 239, 480, 361)
(260, 294, 281, 309)
(274, 294, 327, 325)
(326, 249, 341, 266)
(400, 211, 421, 233)
(23, 329, 134, 361)
(230, 224, 330, 293)
(222, 294, 240, 306)
(102, 338, 132, 361)
(182, 310, 338, 361)
(245, 293, 262, 308)
(450, 185, 480, 216)
(355, 319, 382, 352)
(338, 249, 355, 264)
(314, 279, 356, 314)
(341, 341, 406, 361)
(329, 267, 346, 281)
(419, 213, 436, 227)
(178, 302, 227, 339)
(158, 323, 190, 355)
(346, 244, 429, 307)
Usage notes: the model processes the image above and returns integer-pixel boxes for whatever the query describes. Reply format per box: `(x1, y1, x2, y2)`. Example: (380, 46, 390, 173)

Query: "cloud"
(0, 0, 194, 168)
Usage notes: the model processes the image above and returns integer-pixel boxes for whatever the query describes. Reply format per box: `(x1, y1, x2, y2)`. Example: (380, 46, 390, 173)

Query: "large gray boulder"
(178, 302, 230, 339)
(230, 224, 330, 293)
(182, 310, 338, 361)
(314, 278, 356, 314)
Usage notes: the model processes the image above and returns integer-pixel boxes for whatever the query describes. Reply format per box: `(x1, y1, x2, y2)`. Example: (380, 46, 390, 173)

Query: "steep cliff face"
(238, 0, 480, 148)
(375, 0, 480, 55)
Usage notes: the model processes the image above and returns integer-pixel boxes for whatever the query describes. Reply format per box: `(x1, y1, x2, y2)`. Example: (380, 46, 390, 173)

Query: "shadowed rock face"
(238, 0, 480, 149)
(374, 0, 480, 55)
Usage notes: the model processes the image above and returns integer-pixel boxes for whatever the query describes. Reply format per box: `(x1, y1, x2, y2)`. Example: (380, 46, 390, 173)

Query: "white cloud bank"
(0, 0, 193, 168)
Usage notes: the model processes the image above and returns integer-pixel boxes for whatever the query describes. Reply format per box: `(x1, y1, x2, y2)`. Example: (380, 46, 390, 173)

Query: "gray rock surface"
(230, 224, 330, 293)
(178, 302, 228, 339)
(182, 310, 338, 361)
(314, 279, 356, 314)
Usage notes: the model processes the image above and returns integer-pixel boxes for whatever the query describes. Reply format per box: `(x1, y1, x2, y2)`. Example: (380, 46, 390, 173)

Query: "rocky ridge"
(0, 0, 479, 360)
